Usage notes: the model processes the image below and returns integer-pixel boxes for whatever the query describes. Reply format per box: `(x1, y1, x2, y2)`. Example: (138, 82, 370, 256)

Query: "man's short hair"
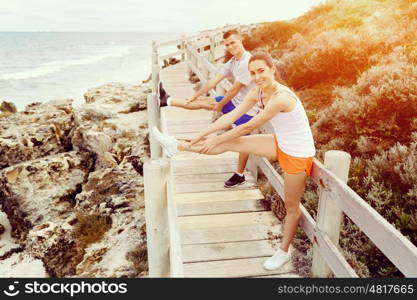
(223, 29, 241, 39)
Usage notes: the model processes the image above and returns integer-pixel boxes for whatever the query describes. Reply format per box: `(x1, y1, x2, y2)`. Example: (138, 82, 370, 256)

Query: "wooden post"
(199, 56, 209, 83)
(151, 42, 159, 94)
(147, 94, 161, 159)
(144, 159, 170, 277)
(181, 35, 186, 62)
(186, 46, 192, 73)
(151, 42, 160, 126)
(311, 150, 351, 277)
(190, 46, 196, 72)
(149, 41, 161, 159)
(209, 35, 216, 63)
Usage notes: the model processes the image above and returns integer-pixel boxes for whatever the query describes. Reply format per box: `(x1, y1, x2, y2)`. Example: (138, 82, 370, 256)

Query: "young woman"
(152, 52, 315, 271)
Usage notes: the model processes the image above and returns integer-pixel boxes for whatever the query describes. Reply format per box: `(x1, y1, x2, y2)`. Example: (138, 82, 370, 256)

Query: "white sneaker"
(151, 126, 178, 157)
(263, 248, 291, 271)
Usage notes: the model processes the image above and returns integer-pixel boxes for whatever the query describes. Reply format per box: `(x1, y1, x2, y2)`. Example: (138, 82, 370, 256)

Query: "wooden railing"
(143, 24, 417, 278)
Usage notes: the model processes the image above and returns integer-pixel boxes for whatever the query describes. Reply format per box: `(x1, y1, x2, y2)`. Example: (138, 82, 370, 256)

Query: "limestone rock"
(0, 99, 75, 170)
(73, 160, 146, 277)
(83, 82, 151, 114)
(0, 151, 94, 240)
(0, 101, 17, 113)
(26, 220, 85, 277)
(1, 82, 150, 278)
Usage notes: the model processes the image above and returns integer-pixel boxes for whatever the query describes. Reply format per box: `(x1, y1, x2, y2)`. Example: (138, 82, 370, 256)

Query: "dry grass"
(72, 213, 112, 248)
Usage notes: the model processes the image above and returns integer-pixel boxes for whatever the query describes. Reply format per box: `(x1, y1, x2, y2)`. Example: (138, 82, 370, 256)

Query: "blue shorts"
(215, 96, 253, 127)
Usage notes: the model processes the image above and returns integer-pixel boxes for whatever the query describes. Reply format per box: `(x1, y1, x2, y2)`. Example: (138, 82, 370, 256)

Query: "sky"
(0, 0, 323, 32)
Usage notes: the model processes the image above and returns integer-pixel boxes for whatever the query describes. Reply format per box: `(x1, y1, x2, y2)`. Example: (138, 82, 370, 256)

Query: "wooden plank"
(181, 224, 282, 245)
(178, 211, 279, 230)
(162, 108, 212, 122)
(160, 71, 189, 79)
(254, 156, 285, 198)
(182, 240, 278, 263)
(167, 119, 212, 126)
(159, 63, 189, 78)
(163, 86, 196, 95)
(253, 156, 357, 277)
(171, 156, 237, 168)
(161, 79, 190, 85)
(166, 123, 210, 134)
(193, 38, 211, 49)
(173, 161, 238, 175)
(167, 175, 184, 277)
(177, 198, 268, 216)
(172, 151, 237, 161)
(299, 205, 315, 242)
(170, 132, 217, 139)
(144, 160, 170, 277)
(175, 180, 257, 193)
(159, 50, 184, 61)
(175, 189, 264, 204)
(313, 228, 358, 278)
(311, 158, 417, 277)
(312, 151, 350, 277)
(173, 171, 255, 184)
(183, 257, 294, 278)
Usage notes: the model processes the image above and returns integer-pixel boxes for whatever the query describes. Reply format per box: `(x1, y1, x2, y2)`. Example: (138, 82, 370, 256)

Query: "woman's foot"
(151, 127, 178, 157)
(263, 248, 290, 271)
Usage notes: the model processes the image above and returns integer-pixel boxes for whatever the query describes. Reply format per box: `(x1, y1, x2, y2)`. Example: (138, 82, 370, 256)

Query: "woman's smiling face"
(249, 59, 275, 88)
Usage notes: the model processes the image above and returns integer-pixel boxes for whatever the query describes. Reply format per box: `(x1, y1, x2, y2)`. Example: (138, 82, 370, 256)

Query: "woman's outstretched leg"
(152, 127, 309, 271)
(152, 127, 276, 160)
(178, 134, 277, 161)
(170, 97, 216, 110)
(263, 171, 307, 270)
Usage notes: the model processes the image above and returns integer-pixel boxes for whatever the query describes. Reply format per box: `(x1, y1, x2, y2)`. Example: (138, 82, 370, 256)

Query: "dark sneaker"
(158, 82, 169, 107)
(159, 82, 166, 98)
(224, 173, 245, 188)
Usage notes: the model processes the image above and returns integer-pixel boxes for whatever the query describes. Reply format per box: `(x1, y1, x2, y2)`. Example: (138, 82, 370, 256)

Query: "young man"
(159, 29, 259, 187)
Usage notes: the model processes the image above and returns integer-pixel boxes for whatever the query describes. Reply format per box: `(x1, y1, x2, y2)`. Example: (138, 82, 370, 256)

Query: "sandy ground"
(0, 208, 47, 277)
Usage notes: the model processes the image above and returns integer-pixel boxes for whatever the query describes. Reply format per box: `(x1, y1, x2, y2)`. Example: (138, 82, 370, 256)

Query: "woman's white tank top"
(258, 84, 316, 157)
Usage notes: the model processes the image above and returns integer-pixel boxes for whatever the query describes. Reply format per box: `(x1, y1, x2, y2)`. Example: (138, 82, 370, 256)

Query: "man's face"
(223, 34, 243, 56)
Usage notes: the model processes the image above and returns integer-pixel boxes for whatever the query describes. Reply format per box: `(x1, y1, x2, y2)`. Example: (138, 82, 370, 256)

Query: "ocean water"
(0, 32, 183, 110)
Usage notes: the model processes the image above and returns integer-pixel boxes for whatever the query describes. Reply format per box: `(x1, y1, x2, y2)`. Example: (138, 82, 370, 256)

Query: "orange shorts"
(273, 134, 314, 176)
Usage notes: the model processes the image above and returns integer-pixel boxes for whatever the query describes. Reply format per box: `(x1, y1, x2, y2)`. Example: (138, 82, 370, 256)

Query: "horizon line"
(0, 31, 188, 33)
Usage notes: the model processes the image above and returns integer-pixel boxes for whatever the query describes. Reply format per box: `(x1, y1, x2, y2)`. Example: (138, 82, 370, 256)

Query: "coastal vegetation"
(248, 0, 417, 277)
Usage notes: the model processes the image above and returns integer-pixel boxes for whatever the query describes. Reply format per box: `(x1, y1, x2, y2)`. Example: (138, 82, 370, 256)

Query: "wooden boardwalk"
(159, 62, 299, 278)
(145, 27, 417, 278)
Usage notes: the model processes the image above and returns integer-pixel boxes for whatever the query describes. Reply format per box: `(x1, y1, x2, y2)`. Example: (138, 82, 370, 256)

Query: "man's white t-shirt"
(219, 51, 259, 116)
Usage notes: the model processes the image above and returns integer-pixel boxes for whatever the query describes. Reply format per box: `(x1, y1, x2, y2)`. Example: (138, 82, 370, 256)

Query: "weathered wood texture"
(153, 60, 297, 277)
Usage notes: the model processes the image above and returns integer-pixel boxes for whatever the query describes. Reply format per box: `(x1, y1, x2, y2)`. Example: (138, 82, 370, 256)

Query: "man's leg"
(159, 82, 215, 110)
(237, 152, 249, 174)
(224, 113, 253, 188)
(224, 152, 249, 187)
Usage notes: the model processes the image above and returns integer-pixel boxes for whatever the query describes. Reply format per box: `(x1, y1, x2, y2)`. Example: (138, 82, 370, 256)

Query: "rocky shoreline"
(0, 82, 151, 277)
